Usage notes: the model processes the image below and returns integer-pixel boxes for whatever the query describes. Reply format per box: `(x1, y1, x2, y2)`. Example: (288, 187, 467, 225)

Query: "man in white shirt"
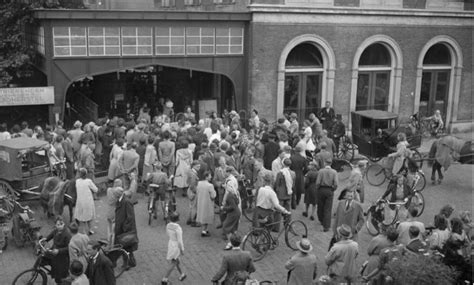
(271, 146, 292, 179)
(253, 172, 290, 228)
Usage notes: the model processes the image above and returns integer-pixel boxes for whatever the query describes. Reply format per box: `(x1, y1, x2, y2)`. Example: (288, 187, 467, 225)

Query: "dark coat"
(86, 251, 116, 285)
(211, 249, 256, 285)
(290, 153, 308, 195)
(274, 170, 296, 201)
(45, 228, 72, 280)
(263, 141, 279, 170)
(115, 196, 138, 252)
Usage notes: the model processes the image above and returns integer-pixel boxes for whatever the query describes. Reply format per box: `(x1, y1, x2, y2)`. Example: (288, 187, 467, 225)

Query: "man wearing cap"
(285, 238, 318, 285)
(331, 114, 346, 154)
(314, 142, 332, 170)
(325, 224, 359, 283)
(333, 189, 365, 241)
(316, 159, 338, 232)
(348, 160, 367, 203)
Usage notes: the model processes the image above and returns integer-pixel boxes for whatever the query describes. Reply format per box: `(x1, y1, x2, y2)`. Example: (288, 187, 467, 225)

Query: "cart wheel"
(0, 180, 15, 199)
(366, 164, 386, 186)
(337, 139, 355, 161)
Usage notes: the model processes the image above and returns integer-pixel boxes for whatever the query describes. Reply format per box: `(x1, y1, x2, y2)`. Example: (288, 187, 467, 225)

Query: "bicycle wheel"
(412, 149, 424, 169)
(409, 192, 425, 217)
(413, 171, 426, 192)
(106, 248, 130, 278)
(12, 268, 47, 285)
(285, 220, 308, 250)
(365, 209, 380, 236)
(242, 229, 271, 261)
(242, 195, 256, 222)
(366, 164, 386, 186)
(381, 205, 399, 226)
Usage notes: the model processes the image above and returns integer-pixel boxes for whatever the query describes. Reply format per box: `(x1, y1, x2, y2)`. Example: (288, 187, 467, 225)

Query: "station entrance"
(64, 65, 236, 126)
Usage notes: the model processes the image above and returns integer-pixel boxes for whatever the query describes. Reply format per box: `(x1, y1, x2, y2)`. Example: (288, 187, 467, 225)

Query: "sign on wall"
(0, 87, 55, 106)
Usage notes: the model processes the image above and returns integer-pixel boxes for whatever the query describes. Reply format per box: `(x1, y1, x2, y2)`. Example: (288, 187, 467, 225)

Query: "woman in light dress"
(388, 132, 410, 175)
(142, 136, 158, 182)
(196, 171, 216, 236)
(162, 213, 187, 284)
(107, 138, 125, 182)
(173, 140, 193, 193)
(74, 168, 98, 235)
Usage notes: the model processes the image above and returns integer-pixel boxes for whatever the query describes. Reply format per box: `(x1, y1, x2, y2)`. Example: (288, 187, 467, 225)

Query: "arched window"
(356, 43, 391, 111)
(284, 43, 324, 119)
(419, 44, 451, 120)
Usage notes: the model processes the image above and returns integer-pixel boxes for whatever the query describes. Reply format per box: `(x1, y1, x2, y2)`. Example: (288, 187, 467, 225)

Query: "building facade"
(29, 0, 473, 131)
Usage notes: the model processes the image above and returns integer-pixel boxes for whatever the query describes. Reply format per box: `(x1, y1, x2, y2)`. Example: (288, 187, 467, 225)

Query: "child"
(70, 260, 89, 285)
(162, 212, 187, 284)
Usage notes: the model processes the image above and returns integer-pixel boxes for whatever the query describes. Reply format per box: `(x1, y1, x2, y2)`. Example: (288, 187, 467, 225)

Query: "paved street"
(2, 134, 473, 285)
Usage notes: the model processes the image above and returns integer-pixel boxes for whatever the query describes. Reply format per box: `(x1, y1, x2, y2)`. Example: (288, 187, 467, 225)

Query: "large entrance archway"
(64, 65, 236, 126)
(277, 35, 336, 120)
(414, 36, 463, 128)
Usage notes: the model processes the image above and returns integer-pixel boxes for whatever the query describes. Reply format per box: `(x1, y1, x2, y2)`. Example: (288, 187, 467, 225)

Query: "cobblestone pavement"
(3, 134, 473, 284)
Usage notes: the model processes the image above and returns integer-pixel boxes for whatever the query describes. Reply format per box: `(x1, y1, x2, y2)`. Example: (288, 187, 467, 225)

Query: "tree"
(0, 0, 85, 87)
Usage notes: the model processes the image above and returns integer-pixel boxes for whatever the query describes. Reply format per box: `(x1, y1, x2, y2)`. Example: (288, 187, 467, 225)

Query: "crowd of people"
(0, 101, 472, 285)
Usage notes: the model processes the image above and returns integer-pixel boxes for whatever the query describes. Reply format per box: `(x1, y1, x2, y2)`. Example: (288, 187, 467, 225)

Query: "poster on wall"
(198, 99, 217, 120)
(0, 86, 54, 106)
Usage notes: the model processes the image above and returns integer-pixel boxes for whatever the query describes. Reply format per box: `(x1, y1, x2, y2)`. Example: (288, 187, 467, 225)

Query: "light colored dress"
(108, 144, 123, 180)
(166, 222, 184, 260)
(196, 180, 217, 225)
(68, 232, 90, 272)
(142, 144, 157, 182)
(74, 178, 98, 222)
(174, 148, 192, 188)
(389, 140, 409, 175)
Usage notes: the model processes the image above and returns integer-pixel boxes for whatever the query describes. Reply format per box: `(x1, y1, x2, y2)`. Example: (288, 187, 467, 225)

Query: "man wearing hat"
(331, 114, 346, 154)
(315, 159, 338, 232)
(285, 238, 318, 285)
(325, 224, 359, 283)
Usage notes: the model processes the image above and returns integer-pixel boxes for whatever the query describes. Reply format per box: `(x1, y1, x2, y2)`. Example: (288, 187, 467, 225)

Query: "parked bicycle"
(97, 239, 130, 278)
(164, 176, 177, 224)
(12, 239, 52, 285)
(242, 213, 307, 261)
(366, 156, 426, 190)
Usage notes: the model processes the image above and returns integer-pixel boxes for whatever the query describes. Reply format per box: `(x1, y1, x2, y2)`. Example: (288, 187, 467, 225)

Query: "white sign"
(0, 86, 55, 106)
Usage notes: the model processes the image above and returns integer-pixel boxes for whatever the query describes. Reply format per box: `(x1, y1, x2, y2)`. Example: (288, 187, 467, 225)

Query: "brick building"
(26, 0, 472, 131)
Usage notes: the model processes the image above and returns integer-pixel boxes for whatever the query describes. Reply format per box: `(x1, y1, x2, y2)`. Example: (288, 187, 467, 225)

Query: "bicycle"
(163, 177, 177, 224)
(366, 155, 426, 190)
(240, 179, 256, 222)
(365, 191, 425, 236)
(98, 239, 130, 278)
(12, 239, 52, 285)
(242, 213, 308, 261)
(148, 183, 160, 225)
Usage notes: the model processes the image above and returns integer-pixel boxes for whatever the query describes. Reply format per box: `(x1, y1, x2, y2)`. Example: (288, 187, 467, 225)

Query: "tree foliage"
(0, 0, 85, 87)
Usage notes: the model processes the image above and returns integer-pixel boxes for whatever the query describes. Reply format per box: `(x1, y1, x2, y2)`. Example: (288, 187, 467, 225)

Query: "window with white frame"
(53, 27, 87, 57)
(88, 27, 121, 56)
(216, 27, 243, 55)
(155, 27, 185, 55)
(184, 0, 200, 5)
(36, 26, 45, 55)
(186, 27, 215, 55)
(161, 0, 175, 7)
(121, 27, 153, 56)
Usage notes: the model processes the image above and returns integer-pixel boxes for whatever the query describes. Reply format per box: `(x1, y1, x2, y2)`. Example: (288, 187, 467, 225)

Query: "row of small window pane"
(53, 26, 243, 57)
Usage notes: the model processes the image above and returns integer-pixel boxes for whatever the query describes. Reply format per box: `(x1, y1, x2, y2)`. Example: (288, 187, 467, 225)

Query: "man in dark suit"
(333, 189, 365, 241)
(290, 145, 308, 207)
(115, 193, 138, 267)
(86, 240, 116, 285)
(211, 233, 256, 285)
(263, 133, 279, 170)
(319, 101, 335, 131)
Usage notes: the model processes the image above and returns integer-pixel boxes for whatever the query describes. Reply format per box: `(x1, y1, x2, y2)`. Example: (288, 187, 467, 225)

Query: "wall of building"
(248, 13, 473, 126)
